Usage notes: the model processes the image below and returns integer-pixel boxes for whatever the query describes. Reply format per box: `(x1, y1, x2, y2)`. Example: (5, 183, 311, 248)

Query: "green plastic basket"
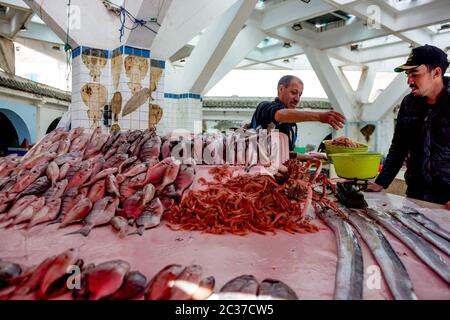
(329, 152, 382, 179)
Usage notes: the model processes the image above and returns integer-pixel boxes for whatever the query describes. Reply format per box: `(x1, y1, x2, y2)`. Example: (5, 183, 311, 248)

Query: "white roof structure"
(1, 1, 449, 138)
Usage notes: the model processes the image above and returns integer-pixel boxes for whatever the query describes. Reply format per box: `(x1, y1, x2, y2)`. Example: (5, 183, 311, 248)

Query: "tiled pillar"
(161, 93, 202, 135)
(150, 59, 166, 134)
(70, 45, 151, 132)
(70, 48, 202, 135)
(71, 46, 109, 130)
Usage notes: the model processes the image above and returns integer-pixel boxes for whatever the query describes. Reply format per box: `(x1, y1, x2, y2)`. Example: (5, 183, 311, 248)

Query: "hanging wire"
(64, 0, 73, 92)
(102, 0, 159, 42)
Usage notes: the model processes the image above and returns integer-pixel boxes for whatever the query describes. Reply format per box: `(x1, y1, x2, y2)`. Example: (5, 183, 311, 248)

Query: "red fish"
(65, 197, 118, 237)
(27, 198, 61, 228)
(46, 161, 60, 186)
(10, 197, 45, 227)
(168, 265, 203, 300)
(87, 179, 106, 204)
(12, 163, 48, 193)
(59, 197, 92, 228)
(39, 248, 78, 298)
(106, 174, 120, 198)
(192, 276, 215, 300)
(84, 260, 130, 300)
(122, 192, 145, 220)
(81, 168, 118, 188)
(108, 271, 147, 300)
(145, 265, 186, 300)
(66, 166, 92, 190)
(1, 195, 37, 222)
(12, 257, 56, 296)
(43, 179, 68, 201)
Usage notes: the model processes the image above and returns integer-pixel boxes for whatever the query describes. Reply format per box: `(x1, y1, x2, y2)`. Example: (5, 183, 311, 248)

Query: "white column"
(361, 73, 408, 121)
(302, 45, 357, 121)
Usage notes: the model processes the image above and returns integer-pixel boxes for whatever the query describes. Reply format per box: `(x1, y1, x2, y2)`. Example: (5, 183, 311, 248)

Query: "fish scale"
(20, 176, 51, 197)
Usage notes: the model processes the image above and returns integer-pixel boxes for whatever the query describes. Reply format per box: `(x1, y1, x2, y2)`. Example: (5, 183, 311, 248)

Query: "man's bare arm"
(274, 109, 346, 130)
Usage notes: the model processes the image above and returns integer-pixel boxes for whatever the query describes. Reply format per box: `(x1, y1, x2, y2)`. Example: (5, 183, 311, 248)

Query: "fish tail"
(128, 227, 144, 236)
(64, 225, 92, 237)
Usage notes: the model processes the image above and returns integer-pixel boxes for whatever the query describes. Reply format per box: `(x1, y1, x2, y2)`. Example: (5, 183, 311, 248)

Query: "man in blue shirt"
(250, 75, 346, 159)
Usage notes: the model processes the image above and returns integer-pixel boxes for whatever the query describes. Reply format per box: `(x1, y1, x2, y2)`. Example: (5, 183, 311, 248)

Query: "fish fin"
(48, 218, 62, 226)
(64, 225, 92, 237)
(0, 219, 13, 229)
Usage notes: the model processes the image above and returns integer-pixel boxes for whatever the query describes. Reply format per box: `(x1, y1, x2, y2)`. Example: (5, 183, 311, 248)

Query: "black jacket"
(250, 98, 298, 151)
(375, 77, 450, 204)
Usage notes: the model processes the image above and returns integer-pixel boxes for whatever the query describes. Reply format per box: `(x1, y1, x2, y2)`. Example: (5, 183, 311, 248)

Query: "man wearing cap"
(367, 45, 450, 210)
(250, 75, 346, 160)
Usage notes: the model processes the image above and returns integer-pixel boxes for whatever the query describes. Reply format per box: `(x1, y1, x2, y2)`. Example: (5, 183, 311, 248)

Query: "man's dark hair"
(277, 75, 303, 90)
(425, 62, 449, 77)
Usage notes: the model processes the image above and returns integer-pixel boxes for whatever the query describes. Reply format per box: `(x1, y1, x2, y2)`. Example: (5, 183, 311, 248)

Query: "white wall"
(38, 104, 66, 139)
(297, 121, 332, 151)
(15, 42, 71, 91)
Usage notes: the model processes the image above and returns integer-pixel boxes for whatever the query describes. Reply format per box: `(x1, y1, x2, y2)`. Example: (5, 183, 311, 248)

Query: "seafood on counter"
(167, 158, 341, 236)
(2, 253, 299, 300)
(0, 127, 195, 238)
(364, 208, 450, 284)
(341, 207, 417, 300)
(219, 274, 298, 300)
(328, 136, 360, 148)
(316, 206, 363, 300)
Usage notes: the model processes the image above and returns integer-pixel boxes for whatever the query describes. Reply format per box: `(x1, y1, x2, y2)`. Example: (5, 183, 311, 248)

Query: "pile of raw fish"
(0, 127, 195, 236)
(0, 249, 297, 300)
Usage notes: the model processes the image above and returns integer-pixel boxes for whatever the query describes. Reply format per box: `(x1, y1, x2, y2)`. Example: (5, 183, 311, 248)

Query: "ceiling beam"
(204, 24, 266, 94)
(150, 0, 240, 60)
(303, 45, 357, 120)
(179, 0, 258, 94)
(261, 0, 335, 31)
(361, 73, 409, 121)
(124, 0, 172, 49)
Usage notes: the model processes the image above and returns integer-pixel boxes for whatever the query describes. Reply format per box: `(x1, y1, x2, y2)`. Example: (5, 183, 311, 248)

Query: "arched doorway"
(0, 108, 32, 157)
(46, 117, 62, 134)
(0, 112, 20, 157)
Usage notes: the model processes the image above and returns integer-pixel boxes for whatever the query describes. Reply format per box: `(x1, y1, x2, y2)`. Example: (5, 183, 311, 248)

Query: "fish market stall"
(0, 128, 449, 300)
(0, 166, 449, 299)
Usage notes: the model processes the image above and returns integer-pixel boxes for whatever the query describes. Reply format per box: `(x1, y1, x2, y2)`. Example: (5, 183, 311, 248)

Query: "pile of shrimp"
(166, 165, 320, 236)
(330, 136, 359, 148)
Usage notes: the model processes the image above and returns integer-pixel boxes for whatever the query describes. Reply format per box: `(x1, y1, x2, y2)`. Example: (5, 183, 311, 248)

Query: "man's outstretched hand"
(319, 111, 346, 130)
(366, 182, 383, 192)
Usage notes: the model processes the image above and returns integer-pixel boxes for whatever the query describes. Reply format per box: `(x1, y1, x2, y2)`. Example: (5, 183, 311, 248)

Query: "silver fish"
(317, 207, 363, 300)
(389, 209, 450, 256)
(220, 274, 259, 300)
(398, 207, 450, 242)
(365, 207, 450, 284)
(258, 279, 298, 300)
(343, 208, 417, 300)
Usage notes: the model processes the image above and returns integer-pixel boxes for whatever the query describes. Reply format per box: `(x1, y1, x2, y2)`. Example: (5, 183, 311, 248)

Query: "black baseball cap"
(394, 44, 449, 73)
